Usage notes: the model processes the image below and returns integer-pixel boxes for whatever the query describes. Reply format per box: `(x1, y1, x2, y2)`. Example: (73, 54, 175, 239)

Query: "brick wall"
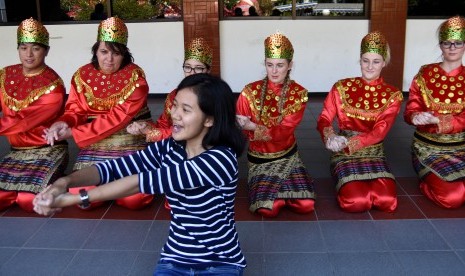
(183, 0, 221, 76)
(369, 0, 408, 89)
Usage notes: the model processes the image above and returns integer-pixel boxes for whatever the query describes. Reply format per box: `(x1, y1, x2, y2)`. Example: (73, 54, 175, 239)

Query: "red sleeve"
(146, 90, 176, 142)
(347, 99, 402, 153)
(436, 110, 465, 134)
(236, 91, 255, 140)
(265, 104, 305, 142)
(403, 77, 465, 134)
(236, 89, 305, 143)
(70, 78, 149, 148)
(317, 85, 339, 142)
(58, 83, 88, 128)
(0, 85, 65, 135)
(404, 79, 425, 125)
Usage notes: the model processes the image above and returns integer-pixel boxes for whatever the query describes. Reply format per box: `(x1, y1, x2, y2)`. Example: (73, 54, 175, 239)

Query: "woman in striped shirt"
(33, 73, 247, 275)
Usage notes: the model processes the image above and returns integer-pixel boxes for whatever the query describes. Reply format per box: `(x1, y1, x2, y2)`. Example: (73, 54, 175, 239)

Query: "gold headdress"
(97, 17, 128, 45)
(17, 18, 49, 46)
(360, 31, 388, 59)
(264, 32, 294, 60)
(439, 16, 465, 42)
(184, 38, 213, 66)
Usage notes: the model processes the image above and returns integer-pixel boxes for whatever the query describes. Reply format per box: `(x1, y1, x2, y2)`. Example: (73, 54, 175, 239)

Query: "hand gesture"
(43, 121, 71, 146)
(236, 115, 255, 131)
(325, 135, 348, 152)
(33, 177, 69, 216)
(412, 112, 440, 125)
(127, 121, 148, 135)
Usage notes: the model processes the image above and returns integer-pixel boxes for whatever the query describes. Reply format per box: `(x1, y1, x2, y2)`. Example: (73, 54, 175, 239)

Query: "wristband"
(78, 189, 90, 209)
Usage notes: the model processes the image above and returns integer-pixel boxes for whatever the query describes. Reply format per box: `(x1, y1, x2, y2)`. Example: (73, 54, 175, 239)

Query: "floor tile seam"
(9, 214, 462, 222)
(259, 221, 266, 252)
(75, 248, 144, 253)
(128, 250, 145, 276)
(12, 246, 81, 251)
(78, 219, 106, 251)
(402, 192, 429, 218)
(395, 178, 409, 195)
(255, 249, 448, 254)
(0, 246, 21, 271)
(456, 251, 465, 267)
(139, 220, 158, 251)
(388, 249, 462, 253)
(315, 218, 331, 260)
(20, 217, 50, 250)
(99, 201, 114, 219)
(427, 218, 462, 252)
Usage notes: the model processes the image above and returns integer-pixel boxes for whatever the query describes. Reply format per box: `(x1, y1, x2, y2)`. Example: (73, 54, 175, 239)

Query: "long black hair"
(176, 73, 246, 156)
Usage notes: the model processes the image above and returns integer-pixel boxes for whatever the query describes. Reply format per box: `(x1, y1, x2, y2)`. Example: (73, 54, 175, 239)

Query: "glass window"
(222, 0, 365, 18)
(1, 0, 182, 23)
(408, 0, 465, 17)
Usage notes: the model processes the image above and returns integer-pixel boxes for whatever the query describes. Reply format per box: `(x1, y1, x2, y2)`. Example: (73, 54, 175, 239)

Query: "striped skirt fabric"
(330, 143, 395, 191)
(0, 144, 68, 193)
(247, 152, 315, 212)
(74, 128, 147, 170)
(412, 131, 465, 182)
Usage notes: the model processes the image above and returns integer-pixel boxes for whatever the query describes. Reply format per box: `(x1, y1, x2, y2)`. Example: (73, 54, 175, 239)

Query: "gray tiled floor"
(1, 218, 465, 275)
(1, 96, 465, 275)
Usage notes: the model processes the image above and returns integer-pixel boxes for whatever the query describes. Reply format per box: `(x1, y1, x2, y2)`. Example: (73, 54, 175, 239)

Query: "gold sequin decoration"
(336, 77, 402, 121)
(416, 63, 465, 114)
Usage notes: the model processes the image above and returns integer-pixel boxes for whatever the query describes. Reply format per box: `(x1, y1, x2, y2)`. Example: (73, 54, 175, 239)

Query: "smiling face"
(170, 88, 213, 149)
(265, 58, 292, 84)
(360, 52, 385, 82)
(96, 41, 123, 74)
(18, 43, 48, 75)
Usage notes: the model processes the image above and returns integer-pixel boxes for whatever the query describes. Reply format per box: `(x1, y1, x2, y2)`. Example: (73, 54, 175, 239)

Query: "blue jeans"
(153, 260, 244, 276)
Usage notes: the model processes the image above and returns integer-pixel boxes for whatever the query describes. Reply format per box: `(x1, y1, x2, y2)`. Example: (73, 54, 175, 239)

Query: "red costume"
(0, 64, 67, 212)
(237, 79, 316, 217)
(404, 63, 465, 208)
(317, 77, 403, 212)
(61, 63, 153, 209)
(144, 89, 175, 142)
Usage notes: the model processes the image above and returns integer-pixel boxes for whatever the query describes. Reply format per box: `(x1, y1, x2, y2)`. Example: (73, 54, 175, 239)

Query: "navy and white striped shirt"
(95, 138, 246, 268)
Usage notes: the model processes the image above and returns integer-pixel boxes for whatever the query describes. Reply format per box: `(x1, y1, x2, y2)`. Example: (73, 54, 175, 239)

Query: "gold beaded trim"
(336, 77, 403, 121)
(242, 81, 308, 127)
(74, 68, 142, 111)
(416, 64, 465, 114)
(0, 68, 63, 112)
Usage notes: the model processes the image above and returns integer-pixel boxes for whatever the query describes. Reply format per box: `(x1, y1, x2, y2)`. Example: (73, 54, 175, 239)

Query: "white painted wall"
(0, 22, 184, 94)
(0, 19, 457, 93)
(220, 19, 368, 93)
(403, 19, 444, 91)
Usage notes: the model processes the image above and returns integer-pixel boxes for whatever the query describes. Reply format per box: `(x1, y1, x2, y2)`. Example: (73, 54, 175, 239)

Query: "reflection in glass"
(223, 0, 365, 17)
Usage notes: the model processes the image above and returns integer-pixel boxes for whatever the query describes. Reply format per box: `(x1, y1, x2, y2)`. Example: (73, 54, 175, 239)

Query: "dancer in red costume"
(43, 17, 153, 210)
(127, 38, 212, 210)
(127, 37, 213, 143)
(404, 16, 465, 209)
(317, 31, 403, 213)
(236, 32, 315, 218)
(0, 18, 68, 212)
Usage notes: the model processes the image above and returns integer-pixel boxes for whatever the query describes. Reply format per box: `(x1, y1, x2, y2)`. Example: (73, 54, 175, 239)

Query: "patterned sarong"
(0, 144, 68, 193)
(74, 128, 147, 170)
(247, 151, 315, 212)
(331, 142, 394, 191)
(412, 131, 465, 182)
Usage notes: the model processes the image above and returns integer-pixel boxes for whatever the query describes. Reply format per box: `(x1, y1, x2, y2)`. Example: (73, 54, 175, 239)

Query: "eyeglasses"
(182, 65, 207, 73)
(440, 41, 465, 49)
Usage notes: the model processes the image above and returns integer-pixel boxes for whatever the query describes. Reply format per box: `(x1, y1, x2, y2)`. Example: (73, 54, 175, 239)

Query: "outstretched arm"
(33, 165, 102, 215)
